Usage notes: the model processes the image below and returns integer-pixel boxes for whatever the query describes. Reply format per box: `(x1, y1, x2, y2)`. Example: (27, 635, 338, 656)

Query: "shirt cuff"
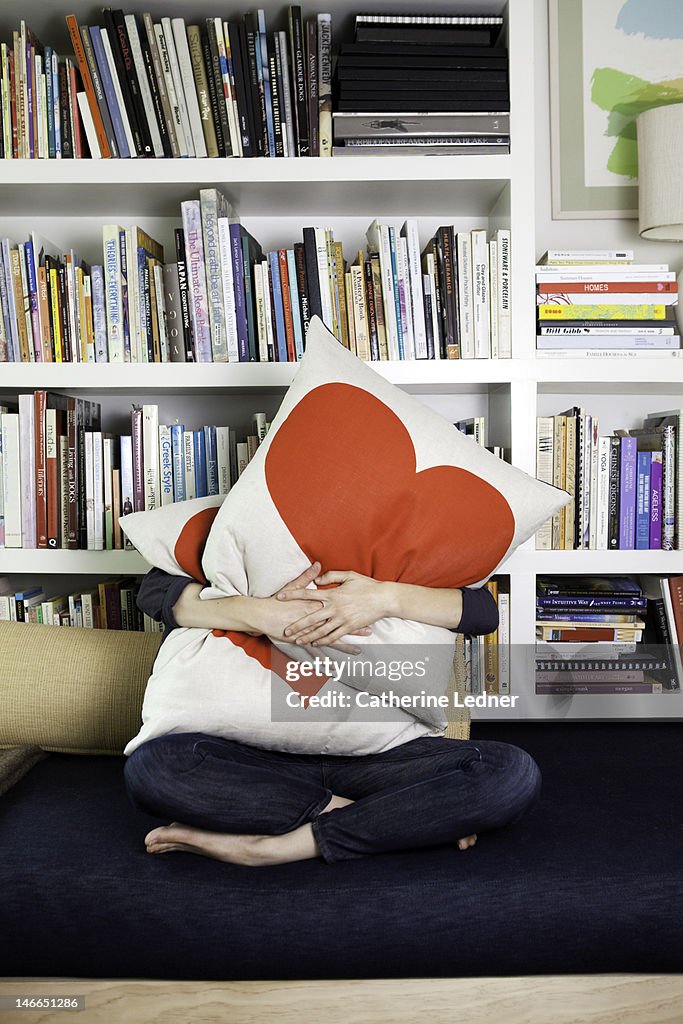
(160, 575, 197, 632)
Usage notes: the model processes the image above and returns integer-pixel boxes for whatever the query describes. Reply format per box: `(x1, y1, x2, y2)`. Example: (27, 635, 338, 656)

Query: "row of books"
(2, 8, 333, 160)
(536, 250, 681, 359)
(331, 13, 509, 155)
(536, 407, 683, 551)
(456, 579, 509, 695)
(0, 191, 513, 362)
(535, 575, 681, 693)
(0, 575, 161, 632)
(0, 397, 271, 550)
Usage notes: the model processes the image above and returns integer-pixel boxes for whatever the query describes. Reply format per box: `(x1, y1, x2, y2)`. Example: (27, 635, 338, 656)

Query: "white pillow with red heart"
(121, 316, 569, 756)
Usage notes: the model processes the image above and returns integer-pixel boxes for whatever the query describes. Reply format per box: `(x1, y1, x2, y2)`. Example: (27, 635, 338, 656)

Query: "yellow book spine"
(49, 267, 62, 362)
(538, 303, 666, 320)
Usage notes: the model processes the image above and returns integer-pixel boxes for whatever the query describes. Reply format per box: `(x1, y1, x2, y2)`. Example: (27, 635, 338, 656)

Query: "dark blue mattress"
(1, 722, 681, 979)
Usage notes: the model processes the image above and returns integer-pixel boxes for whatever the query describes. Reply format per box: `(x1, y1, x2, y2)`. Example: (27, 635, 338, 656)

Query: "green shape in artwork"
(590, 66, 683, 179)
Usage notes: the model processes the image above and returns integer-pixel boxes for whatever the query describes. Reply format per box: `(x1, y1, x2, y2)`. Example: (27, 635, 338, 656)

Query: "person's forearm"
(172, 582, 265, 634)
(382, 582, 463, 630)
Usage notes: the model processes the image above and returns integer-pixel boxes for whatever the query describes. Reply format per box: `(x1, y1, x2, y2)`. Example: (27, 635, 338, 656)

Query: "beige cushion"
(0, 619, 469, 754)
(0, 622, 162, 755)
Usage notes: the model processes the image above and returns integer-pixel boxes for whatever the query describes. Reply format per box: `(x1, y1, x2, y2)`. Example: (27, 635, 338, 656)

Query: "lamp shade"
(637, 104, 683, 241)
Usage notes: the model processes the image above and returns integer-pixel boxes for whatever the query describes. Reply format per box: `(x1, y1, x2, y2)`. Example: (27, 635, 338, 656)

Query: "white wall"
(533, 0, 683, 272)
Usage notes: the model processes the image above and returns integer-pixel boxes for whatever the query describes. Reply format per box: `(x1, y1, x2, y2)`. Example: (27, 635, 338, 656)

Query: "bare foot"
(145, 822, 270, 866)
(456, 833, 477, 850)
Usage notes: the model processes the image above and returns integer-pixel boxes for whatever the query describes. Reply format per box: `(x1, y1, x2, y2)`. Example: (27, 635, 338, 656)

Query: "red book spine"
(537, 281, 678, 294)
(34, 390, 47, 548)
(667, 577, 683, 641)
(131, 406, 144, 512)
(278, 250, 296, 362)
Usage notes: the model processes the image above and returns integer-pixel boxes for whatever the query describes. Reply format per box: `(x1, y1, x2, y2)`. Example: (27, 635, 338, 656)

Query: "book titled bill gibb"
(181, 199, 212, 361)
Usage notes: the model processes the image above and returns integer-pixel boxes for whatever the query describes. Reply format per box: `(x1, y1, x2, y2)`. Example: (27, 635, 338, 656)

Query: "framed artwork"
(549, 0, 683, 219)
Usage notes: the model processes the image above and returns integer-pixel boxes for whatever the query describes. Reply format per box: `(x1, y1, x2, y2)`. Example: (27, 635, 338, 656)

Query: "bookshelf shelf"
(0, 157, 512, 218)
(5, 0, 679, 720)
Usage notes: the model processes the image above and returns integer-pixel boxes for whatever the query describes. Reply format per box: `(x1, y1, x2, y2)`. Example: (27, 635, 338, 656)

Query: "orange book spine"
(65, 14, 111, 159)
(278, 250, 296, 362)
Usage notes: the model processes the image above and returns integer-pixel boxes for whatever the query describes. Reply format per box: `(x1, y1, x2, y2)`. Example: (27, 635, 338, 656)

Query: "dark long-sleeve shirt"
(137, 567, 500, 645)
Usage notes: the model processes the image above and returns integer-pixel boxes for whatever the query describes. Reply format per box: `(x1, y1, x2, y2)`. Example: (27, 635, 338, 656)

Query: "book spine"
(635, 450, 651, 549)
(396, 236, 415, 360)
(193, 430, 207, 496)
(218, 218, 239, 361)
(66, 396, 78, 548)
(268, 250, 288, 362)
(277, 31, 295, 158)
(261, 259, 275, 361)
(163, 17, 193, 156)
(181, 201, 212, 362)
(204, 424, 218, 494)
(102, 226, 123, 361)
(18, 394, 36, 548)
(229, 222, 249, 361)
(278, 249, 296, 361)
(202, 20, 227, 157)
(402, 220, 427, 358)
(200, 190, 228, 362)
(136, 14, 172, 157)
(131, 406, 144, 512)
(535, 416, 554, 550)
(662, 424, 676, 550)
(183, 429, 196, 499)
(536, 682, 661, 694)
(607, 435, 620, 550)
(226, 21, 252, 157)
(158, 422, 173, 506)
(288, 6, 309, 156)
(650, 452, 663, 549)
(302, 227, 322, 323)
(317, 13, 332, 157)
(306, 18, 318, 156)
(287, 248, 305, 360)
(170, 423, 186, 501)
(268, 38, 284, 157)
(143, 403, 160, 507)
(64, 15, 111, 158)
(174, 229, 194, 361)
(186, 24, 218, 157)
(216, 425, 231, 493)
(471, 228, 490, 358)
(89, 25, 129, 158)
(125, 14, 164, 157)
(154, 22, 186, 157)
(92, 430, 104, 550)
(171, 18, 207, 158)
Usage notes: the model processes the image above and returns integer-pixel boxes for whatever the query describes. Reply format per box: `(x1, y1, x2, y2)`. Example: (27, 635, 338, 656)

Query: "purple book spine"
(618, 436, 637, 550)
(89, 26, 130, 158)
(229, 222, 249, 362)
(650, 455, 662, 550)
(635, 450, 651, 550)
(181, 201, 212, 362)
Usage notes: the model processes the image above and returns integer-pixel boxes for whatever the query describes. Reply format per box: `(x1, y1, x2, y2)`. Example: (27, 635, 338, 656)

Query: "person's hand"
(276, 569, 392, 648)
(263, 561, 371, 654)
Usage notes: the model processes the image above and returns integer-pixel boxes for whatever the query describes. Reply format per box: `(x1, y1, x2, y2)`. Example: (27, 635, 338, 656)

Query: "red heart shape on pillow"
(264, 382, 515, 588)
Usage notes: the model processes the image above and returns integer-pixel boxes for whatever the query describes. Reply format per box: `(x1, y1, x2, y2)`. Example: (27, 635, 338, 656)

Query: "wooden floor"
(1, 976, 683, 1024)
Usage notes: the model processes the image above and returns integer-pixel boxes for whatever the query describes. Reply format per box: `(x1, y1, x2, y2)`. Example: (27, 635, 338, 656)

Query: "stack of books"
(1, 9, 333, 159)
(0, 397, 270, 551)
(536, 249, 680, 358)
(0, 190, 512, 362)
(535, 575, 674, 694)
(536, 406, 683, 551)
(0, 576, 157, 631)
(331, 13, 509, 155)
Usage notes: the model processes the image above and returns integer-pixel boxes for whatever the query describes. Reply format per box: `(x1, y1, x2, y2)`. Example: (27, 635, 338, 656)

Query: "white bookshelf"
(1, 0, 680, 720)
